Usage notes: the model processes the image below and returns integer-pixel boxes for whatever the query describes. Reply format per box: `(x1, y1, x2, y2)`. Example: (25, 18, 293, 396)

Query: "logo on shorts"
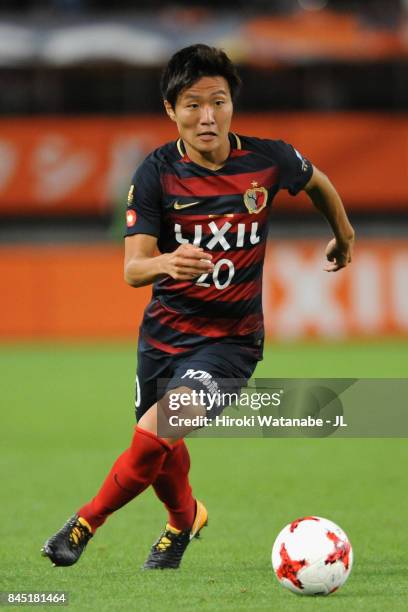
(181, 369, 212, 381)
(181, 369, 220, 396)
(243, 182, 268, 214)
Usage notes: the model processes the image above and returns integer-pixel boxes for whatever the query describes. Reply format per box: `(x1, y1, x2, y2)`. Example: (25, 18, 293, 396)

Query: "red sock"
(152, 439, 196, 531)
(78, 426, 171, 531)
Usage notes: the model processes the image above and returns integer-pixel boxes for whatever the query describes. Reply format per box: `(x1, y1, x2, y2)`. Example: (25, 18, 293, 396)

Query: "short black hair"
(161, 44, 242, 108)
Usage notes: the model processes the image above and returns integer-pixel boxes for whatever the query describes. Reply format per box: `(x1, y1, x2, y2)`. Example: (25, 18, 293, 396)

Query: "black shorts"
(135, 337, 260, 421)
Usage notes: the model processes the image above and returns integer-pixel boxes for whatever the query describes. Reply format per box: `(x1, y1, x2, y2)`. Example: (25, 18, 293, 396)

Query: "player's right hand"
(163, 244, 214, 280)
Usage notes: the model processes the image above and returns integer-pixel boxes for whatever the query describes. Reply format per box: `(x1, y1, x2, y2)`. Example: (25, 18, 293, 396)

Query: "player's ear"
(164, 100, 176, 122)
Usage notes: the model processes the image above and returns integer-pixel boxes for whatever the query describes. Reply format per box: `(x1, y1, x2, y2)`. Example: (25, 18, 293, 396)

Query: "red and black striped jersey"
(125, 133, 313, 356)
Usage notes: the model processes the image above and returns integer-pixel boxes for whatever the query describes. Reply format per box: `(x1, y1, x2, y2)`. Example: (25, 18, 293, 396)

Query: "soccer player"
(42, 44, 354, 569)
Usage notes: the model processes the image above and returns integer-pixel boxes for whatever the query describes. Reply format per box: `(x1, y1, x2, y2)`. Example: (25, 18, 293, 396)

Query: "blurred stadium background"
(0, 0, 407, 344)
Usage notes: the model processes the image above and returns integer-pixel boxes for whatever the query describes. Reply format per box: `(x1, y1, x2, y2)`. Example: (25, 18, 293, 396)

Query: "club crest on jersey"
(243, 184, 268, 214)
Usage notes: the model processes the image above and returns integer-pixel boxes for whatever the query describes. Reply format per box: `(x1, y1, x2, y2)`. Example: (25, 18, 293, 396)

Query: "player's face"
(165, 76, 233, 162)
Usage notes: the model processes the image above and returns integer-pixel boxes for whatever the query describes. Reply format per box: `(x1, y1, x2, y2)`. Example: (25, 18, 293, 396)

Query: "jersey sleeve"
(273, 140, 313, 196)
(124, 155, 162, 238)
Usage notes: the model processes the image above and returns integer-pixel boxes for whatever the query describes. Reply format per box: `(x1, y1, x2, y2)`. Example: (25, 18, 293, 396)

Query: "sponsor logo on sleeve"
(294, 149, 309, 172)
(127, 184, 134, 204)
(126, 209, 137, 227)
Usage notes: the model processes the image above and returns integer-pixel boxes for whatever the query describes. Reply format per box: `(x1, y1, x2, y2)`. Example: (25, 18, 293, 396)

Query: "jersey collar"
(176, 132, 242, 161)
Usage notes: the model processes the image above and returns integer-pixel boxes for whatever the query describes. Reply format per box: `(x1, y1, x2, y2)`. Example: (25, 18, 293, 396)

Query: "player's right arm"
(124, 236, 213, 288)
(124, 154, 213, 287)
(124, 153, 214, 287)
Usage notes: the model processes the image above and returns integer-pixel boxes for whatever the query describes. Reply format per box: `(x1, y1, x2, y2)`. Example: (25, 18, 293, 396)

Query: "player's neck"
(183, 139, 231, 171)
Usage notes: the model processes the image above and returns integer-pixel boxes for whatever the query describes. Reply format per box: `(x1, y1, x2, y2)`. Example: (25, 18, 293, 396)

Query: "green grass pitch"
(1, 340, 408, 611)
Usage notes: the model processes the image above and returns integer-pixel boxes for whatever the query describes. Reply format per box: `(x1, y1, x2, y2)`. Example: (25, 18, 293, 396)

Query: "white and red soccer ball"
(272, 516, 353, 595)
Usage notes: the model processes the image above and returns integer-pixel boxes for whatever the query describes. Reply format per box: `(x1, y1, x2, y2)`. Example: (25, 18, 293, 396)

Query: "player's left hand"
(324, 236, 354, 272)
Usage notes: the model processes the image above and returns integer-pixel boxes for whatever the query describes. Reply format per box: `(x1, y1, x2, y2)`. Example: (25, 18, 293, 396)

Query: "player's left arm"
(304, 166, 355, 272)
